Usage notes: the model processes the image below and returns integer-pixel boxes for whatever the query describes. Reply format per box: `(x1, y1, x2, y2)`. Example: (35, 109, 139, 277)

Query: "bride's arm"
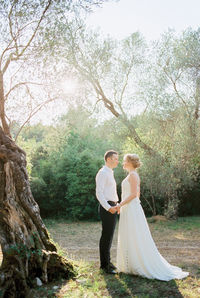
(119, 173, 138, 207)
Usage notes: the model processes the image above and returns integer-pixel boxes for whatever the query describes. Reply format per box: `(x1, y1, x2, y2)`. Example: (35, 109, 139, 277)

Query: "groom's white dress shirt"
(96, 165, 119, 211)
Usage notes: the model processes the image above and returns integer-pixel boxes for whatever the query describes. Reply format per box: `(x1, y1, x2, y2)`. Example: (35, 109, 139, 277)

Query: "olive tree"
(135, 29, 200, 218)
(57, 22, 162, 157)
(60, 25, 200, 219)
(0, 0, 107, 296)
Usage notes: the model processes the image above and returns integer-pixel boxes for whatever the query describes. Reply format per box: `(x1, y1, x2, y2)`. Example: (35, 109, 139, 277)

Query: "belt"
(107, 201, 118, 206)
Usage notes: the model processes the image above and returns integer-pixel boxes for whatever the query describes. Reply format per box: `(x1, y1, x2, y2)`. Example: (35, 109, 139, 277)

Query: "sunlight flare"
(59, 78, 78, 95)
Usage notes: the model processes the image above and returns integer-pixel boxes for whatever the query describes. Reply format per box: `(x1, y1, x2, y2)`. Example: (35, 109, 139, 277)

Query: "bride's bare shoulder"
(129, 171, 140, 182)
(129, 171, 139, 177)
(128, 171, 138, 180)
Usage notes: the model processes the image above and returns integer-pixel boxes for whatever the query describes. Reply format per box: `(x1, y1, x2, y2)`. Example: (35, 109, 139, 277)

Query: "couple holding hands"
(96, 150, 189, 281)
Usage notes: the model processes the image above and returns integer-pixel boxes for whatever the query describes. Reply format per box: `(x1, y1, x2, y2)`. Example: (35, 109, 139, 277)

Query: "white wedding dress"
(117, 172, 189, 281)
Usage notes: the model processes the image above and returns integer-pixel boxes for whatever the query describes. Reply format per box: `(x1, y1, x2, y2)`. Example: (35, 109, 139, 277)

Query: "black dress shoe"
(109, 262, 117, 270)
(100, 266, 117, 274)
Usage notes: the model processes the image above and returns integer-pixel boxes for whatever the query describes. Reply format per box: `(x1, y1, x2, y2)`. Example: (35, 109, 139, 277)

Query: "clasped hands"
(109, 203, 121, 214)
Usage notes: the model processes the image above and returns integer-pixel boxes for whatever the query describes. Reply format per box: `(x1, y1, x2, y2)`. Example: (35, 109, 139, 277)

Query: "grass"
(33, 259, 200, 298)
(31, 217, 200, 297)
(150, 216, 200, 231)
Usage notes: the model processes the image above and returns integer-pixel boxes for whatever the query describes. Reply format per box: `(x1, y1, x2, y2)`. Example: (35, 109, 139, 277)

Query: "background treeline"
(15, 104, 200, 221)
(8, 21, 200, 221)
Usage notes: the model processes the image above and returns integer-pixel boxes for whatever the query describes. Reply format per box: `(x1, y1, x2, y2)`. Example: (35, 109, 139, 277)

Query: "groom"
(96, 150, 119, 274)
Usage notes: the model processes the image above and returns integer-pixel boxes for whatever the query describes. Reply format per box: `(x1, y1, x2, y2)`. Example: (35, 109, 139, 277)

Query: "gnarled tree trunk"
(0, 127, 75, 297)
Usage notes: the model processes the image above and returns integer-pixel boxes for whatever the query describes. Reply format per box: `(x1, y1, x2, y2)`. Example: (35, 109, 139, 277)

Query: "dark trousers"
(99, 201, 117, 269)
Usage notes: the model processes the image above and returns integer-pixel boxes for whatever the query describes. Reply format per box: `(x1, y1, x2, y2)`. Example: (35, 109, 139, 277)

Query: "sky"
(87, 0, 200, 41)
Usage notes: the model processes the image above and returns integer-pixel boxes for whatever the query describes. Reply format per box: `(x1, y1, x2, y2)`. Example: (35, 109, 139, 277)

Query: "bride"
(116, 153, 189, 281)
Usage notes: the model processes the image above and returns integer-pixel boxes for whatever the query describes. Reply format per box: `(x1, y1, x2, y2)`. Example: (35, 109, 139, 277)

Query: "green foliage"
(26, 108, 124, 220)
(60, 24, 200, 218)
(1, 0, 200, 222)
(121, 110, 200, 218)
(50, 131, 104, 220)
(15, 27, 200, 220)
(63, 147, 101, 220)
(16, 102, 200, 220)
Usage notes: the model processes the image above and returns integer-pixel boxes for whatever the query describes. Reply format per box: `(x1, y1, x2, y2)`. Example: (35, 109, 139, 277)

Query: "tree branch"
(67, 28, 162, 157)
(194, 77, 200, 120)
(14, 96, 56, 142)
(119, 54, 135, 105)
(15, 0, 52, 59)
(8, 1, 19, 57)
(163, 66, 190, 115)
(5, 81, 44, 100)
(2, 0, 52, 74)
(0, 43, 15, 68)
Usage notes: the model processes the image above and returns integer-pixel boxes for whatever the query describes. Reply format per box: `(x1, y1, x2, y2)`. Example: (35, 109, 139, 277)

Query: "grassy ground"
(1, 216, 200, 297)
(33, 260, 199, 298)
(31, 216, 200, 298)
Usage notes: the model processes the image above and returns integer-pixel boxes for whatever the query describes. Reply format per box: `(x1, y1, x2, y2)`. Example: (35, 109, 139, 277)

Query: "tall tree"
(134, 29, 200, 218)
(0, 0, 107, 296)
(60, 25, 200, 218)
(60, 23, 161, 157)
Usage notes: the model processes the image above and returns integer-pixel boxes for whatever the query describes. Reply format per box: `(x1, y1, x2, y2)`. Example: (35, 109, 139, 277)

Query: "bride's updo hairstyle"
(124, 154, 141, 169)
